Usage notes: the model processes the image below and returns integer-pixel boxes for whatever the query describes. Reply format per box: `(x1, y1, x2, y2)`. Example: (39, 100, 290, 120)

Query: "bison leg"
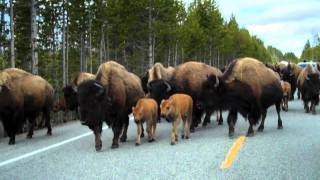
(152, 120, 157, 141)
(202, 110, 212, 127)
(157, 107, 161, 123)
(190, 107, 203, 132)
(146, 121, 154, 143)
(227, 109, 237, 137)
(43, 108, 52, 136)
(304, 101, 310, 113)
(135, 123, 142, 146)
(258, 110, 267, 132)
(171, 117, 181, 145)
(111, 120, 123, 149)
(27, 116, 36, 139)
(276, 102, 283, 129)
(93, 122, 103, 151)
(218, 109, 223, 125)
(120, 115, 129, 142)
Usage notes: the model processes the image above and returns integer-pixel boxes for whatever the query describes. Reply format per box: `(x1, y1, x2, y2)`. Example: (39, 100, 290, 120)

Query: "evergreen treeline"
(0, 0, 298, 95)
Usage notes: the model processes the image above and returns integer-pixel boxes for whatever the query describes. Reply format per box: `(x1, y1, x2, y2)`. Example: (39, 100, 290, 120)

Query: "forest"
(0, 0, 305, 96)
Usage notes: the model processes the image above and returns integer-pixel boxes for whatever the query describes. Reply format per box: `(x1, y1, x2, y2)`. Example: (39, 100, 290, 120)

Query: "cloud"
(183, 0, 320, 57)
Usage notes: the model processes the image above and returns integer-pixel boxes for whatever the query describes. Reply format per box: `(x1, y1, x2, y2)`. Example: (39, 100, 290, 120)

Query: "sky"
(183, 0, 320, 57)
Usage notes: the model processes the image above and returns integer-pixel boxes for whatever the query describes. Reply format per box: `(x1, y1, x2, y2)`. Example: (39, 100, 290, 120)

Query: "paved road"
(0, 98, 320, 180)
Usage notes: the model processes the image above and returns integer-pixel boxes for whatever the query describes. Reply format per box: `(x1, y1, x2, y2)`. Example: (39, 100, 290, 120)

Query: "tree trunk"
(80, 33, 83, 72)
(62, 0, 66, 87)
(10, 0, 14, 68)
(99, 27, 104, 65)
(0, 0, 5, 55)
(148, 0, 153, 68)
(89, 14, 92, 73)
(174, 42, 178, 66)
(66, 10, 69, 85)
(167, 47, 171, 66)
(31, 0, 38, 74)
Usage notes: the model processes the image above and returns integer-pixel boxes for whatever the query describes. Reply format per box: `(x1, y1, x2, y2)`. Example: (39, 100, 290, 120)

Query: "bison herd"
(1, 57, 320, 152)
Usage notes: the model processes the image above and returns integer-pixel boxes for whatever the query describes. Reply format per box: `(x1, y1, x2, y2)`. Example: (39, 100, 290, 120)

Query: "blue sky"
(183, 0, 320, 57)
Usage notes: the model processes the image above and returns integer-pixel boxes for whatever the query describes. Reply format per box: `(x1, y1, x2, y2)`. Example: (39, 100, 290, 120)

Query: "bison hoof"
(8, 139, 15, 145)
(47, 131, 52, 136)
(190, 128, 195, 133)
(181, 135, 185, 139)
(257, 127, 264, 132)
(140, 133, 145, 138)
(95, 145, 102, 152)
(111, 144, 119, 149)
(120, 136, 127, 142)
(170, 142, 176, 145)
(218, 121, 223, 125)
(148, 139, 155, 143)
(278, 125, 283, 130)
(185, 136, 189, 139)
(246, 132, 254, 137)
(26, 134, 33, 139)
(228, 131, 234, 137)
(135, 142, 140, 146)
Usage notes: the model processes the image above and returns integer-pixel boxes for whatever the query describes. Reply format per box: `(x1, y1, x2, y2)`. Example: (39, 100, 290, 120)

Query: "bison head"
(140, 71, 149, 94)
(63, 85, 78, 111)
(281, 64, 295, 83)
(77, 80, 109, 127)
(160, 99, 176, 122)
(198, 75, 223, 110)
(305, 73, 320, 95)
(147, 79, 176, 104)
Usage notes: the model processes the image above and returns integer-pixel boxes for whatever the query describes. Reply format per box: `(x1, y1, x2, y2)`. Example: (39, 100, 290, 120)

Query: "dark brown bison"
(62, 72, 96, 120)
(78, 61, 144, 151)
(297, 65, 320, 114)
(199, 57, 283, 137)
(278, 63, 302, 100)
(0, 71, 54, 145)
(171, 61, 223, 131)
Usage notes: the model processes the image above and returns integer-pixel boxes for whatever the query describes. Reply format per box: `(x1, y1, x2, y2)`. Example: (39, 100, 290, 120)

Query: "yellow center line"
(220, 135, 246, 169)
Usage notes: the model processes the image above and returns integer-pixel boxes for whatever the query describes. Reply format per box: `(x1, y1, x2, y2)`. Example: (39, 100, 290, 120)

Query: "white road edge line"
(0, 126, 109, 168)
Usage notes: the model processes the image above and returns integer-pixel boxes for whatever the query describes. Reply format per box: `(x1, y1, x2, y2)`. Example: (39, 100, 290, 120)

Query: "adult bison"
(279, 63, 302, 100)
(62, 72, 95, 119)
(0, 71, 54, 145)
(297, 64, 320, 114)
(148, 61, 223, 131)
(199, 57, 283, 137)
(78, 61, 144, 151)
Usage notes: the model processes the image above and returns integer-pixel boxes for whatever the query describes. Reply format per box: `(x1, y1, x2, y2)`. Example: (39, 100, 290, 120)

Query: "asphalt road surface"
(0, 98, 320, 180)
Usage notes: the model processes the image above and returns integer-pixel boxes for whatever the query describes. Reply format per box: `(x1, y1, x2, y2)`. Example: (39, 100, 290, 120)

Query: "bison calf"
(160, 94, 193, 145)
(132, 98, 158, 145)
(281, 81, 291, 111)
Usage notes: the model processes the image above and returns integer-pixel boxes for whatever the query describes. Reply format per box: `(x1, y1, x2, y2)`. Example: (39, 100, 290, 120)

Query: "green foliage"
(1, 0, 280, 91)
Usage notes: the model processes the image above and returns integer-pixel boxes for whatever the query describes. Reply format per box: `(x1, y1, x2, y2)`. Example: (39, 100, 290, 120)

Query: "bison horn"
(94, 82, 104, 89)
(164, 81, 172, 92)
(72, 85, 78, 93)
(147, 82, 151, 89)
(214, 76, 219, 88)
